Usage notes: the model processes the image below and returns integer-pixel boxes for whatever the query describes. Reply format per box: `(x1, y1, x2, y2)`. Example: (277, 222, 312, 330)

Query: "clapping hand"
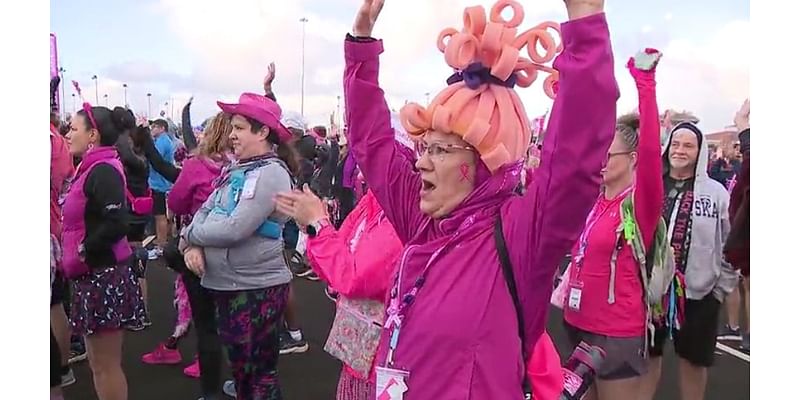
(734, 99, 750, 132)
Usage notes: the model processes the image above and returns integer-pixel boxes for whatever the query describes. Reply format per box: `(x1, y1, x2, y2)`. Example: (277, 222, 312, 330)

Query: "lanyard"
(573, 186, 633, 269)
(383, 215, 479, 366)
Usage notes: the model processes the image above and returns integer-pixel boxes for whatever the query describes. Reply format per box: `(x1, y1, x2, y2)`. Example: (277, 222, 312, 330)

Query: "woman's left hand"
(275, 184, 328, 227)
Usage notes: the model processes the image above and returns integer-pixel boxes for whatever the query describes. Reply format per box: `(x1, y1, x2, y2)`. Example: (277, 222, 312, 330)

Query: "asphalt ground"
(64, 260, 749, 400)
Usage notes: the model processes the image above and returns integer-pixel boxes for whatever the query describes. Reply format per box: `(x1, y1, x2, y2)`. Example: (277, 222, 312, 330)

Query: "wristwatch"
(306, 218, 331, 238)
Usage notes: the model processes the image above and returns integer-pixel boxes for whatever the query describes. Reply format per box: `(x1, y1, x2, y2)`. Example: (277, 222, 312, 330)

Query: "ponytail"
(269, 131, 300, 178)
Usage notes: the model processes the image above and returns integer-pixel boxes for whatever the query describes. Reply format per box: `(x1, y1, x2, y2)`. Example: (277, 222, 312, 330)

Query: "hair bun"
(111, 106, 136, 131)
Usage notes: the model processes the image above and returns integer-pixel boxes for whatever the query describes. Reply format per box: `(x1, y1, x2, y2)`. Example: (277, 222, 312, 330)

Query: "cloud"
(140, 0, 747, 132)
(618, 20, 750, 132)
(150, 0, 566, 124)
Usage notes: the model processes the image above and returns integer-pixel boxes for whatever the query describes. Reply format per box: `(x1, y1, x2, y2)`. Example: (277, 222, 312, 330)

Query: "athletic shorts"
(127, 223, 147, 242)
(649, 293, 721, 367)
(564, 322, 647, 380)
(153, 190, 167, 216)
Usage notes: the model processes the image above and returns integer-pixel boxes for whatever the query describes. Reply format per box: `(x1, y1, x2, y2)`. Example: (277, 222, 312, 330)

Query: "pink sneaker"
(141, 343, 182, 365)
(183, 358, 201, 378)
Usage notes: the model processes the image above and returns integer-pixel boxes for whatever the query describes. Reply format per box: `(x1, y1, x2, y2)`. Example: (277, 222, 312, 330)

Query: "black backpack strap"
(494, 215, 533, 400)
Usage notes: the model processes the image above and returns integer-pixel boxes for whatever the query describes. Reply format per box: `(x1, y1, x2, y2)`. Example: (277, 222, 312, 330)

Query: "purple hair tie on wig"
(446, 62, 518, 90)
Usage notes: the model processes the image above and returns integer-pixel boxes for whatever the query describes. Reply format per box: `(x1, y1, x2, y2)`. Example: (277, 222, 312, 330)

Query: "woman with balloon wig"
(343, 0, 617, 398)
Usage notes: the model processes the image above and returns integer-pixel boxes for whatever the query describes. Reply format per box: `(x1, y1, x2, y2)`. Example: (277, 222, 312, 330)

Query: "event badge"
(241, 171, 259, 200)
(376, 366, 409, 400)
(568, 281, 583, 311)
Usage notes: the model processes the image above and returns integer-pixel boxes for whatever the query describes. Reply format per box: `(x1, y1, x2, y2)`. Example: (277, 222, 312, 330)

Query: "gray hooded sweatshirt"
(185, 159, 293, 291)
(662, 123, 739, 301)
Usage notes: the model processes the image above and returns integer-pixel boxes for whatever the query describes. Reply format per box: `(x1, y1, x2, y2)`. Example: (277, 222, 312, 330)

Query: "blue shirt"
(149, 133, 176, 193)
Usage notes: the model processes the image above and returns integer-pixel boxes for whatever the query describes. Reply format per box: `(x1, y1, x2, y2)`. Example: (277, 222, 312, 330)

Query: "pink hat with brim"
(217, 92, 293, 143)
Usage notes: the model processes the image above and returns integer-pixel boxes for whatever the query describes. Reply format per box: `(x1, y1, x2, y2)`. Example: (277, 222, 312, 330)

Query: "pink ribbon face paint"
(459, 164, 470, 181)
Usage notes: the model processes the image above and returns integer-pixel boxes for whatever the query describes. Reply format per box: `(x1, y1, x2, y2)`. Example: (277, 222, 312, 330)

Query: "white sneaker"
(147, 247, 163, 260)
(223, 380, 237, 397)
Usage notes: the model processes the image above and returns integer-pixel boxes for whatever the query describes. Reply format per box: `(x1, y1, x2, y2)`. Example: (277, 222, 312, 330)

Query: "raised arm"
(505, 9, 618, 273)
(501, 4, 618, 352)
(628, 50, 665, 249)
(181, 99, 198, 152)
(343, 2, 425, 243)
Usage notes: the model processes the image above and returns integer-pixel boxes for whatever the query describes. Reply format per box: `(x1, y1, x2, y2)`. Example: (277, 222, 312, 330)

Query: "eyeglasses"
(607, 150, 634, 160)
(415, 141, 475, 159)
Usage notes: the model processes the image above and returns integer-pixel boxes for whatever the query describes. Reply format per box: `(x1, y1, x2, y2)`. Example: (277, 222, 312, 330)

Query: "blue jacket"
(148, 133, 176, 192)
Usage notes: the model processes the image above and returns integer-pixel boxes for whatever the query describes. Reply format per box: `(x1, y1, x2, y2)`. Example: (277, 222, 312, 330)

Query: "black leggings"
(336, 188, 356, 228)
(164, 239, 224, 398)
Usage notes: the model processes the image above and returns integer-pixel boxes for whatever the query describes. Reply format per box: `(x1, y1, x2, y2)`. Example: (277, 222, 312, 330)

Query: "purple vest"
(61, 147, 132, 279)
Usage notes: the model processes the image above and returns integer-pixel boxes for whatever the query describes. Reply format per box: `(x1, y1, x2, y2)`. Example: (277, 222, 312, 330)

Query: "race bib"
(568, 287, 582, 311)
(241, 171, 259, 200)
(376, 367, 410, 400)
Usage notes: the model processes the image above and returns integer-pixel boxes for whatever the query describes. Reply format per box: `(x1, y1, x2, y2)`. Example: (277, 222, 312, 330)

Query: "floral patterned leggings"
(213, 284, 289, 400)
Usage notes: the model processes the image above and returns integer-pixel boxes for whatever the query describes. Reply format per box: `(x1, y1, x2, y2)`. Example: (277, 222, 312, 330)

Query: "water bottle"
(560, 341, 606, 400)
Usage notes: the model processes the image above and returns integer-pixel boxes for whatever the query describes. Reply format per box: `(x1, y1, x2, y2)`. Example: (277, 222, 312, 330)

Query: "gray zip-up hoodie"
(185, 160, 293, 291)
(662, 123, 739, 301)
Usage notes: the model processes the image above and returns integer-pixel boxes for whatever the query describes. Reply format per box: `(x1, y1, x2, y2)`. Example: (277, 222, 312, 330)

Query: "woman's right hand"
(564, 0, 604, 21)
(734, 99, 750, 132)
(184, 246, 206, 277)
(352, 0, 385, 37)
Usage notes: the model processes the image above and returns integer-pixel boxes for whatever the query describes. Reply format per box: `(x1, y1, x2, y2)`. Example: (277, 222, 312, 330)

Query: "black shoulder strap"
(494, 215, 533, 399)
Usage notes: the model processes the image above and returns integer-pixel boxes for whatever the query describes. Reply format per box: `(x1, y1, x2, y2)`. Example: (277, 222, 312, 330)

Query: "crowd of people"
(49, 1, 751, 400)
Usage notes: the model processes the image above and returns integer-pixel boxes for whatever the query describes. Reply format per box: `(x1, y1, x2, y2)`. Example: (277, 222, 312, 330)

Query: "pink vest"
(61, 147, 132, 279)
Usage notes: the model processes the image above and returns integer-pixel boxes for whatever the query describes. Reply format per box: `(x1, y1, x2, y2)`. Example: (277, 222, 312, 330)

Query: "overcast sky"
(51, 0, 749, 132)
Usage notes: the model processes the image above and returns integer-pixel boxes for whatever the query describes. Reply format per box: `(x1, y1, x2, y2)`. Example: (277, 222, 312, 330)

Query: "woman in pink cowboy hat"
(344, 0, 617, 398)
(179, 91, 300, 400)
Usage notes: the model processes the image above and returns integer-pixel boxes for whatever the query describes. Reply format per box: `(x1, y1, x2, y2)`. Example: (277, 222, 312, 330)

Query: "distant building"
(705, 127, 739, 146)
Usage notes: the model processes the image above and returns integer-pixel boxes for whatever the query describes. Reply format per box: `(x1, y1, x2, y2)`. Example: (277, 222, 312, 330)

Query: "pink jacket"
(307, 190, 403, 380)
(50, 124, 74, 237)
(529, 332, 564, 400)
(167, 156, 224, 216)
(306, 190, 401, 300)
(344, 13, 617, 400)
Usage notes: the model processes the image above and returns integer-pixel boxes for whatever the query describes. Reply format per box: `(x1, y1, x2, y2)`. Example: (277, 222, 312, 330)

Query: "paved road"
(64, 261, 749, 400)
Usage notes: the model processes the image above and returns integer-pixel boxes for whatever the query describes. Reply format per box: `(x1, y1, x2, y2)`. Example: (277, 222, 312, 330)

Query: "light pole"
(71, 93, 76, 112)
(104, 94, 109, 106)
(300, 17, 308, 118)
(425, 92, 431, 105)
(147, 93, 152, 117)
(59, 67, 66, 120)
(336, 95, 341, 130)
(123, 84, 128, 107)
(92, 75, 98, 104)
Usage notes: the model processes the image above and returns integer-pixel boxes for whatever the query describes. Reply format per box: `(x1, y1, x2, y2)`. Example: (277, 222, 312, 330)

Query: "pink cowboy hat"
(217, 92, 292, 142)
